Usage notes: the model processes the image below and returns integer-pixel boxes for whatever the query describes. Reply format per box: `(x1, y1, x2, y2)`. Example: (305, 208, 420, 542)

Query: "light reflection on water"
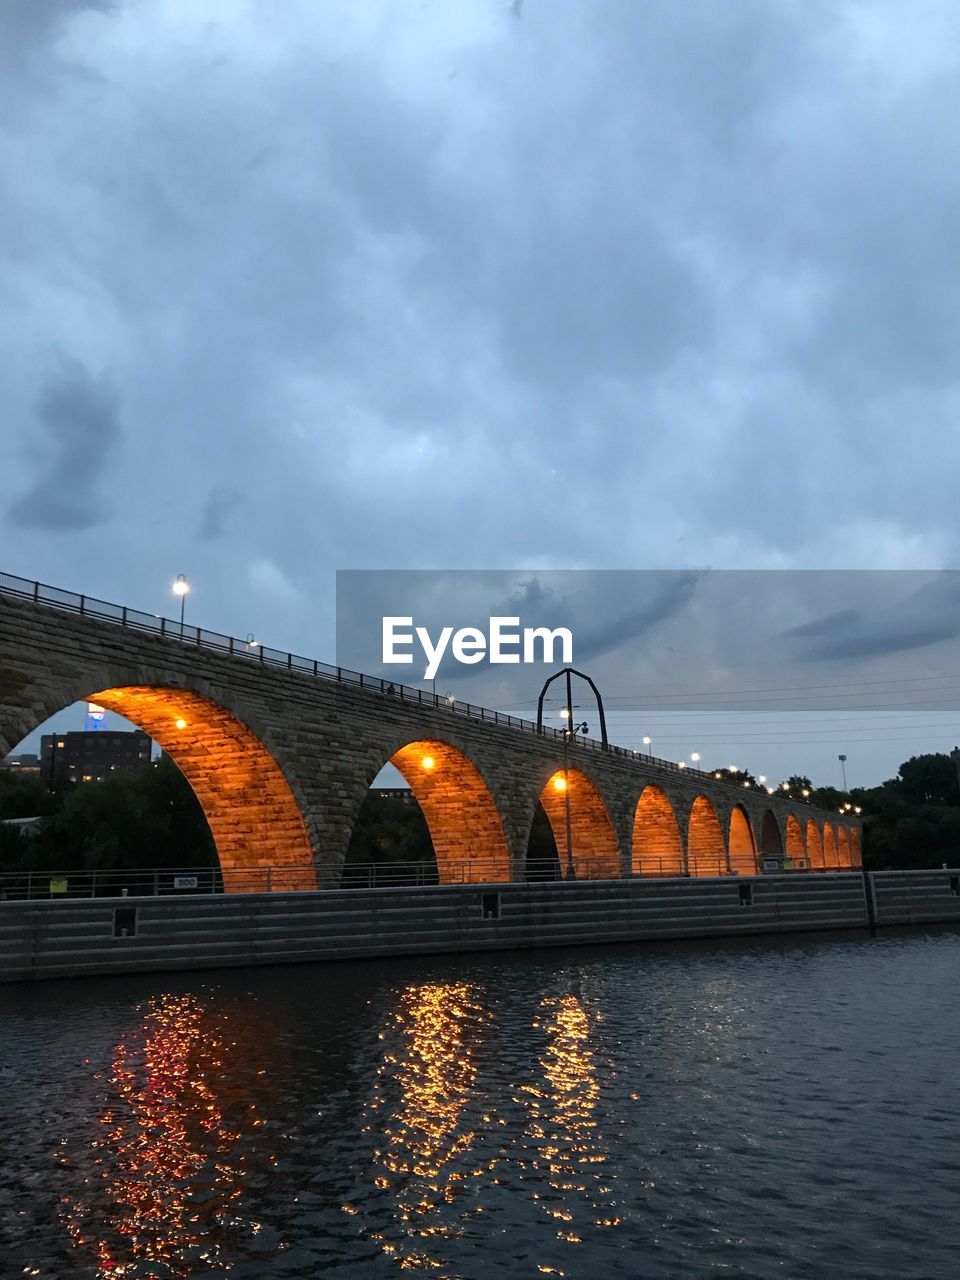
(60, 993, 275, 1277)
(4, 928, 960, 1278)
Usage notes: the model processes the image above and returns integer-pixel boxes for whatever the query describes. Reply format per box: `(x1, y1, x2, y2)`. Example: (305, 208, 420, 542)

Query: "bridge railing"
(0, 856, 840, 900)
(0, 569, 844, 806)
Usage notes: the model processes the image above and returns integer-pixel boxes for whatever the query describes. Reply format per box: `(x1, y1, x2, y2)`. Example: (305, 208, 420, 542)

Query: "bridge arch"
(381, 739, 511, 884)
(838, 826, 852, 868)
(805, 819, 824, 869)
(539, 768, 621, 879)
(823, 823, 839, 868)
(728, 806, 757, 876)
(850, 826, 862, 868)
(687, 796, 726, 876)
(785, 814, 805, 866)
(632, 785, 684, 876)
(759, 810, 784, 858)
(16, 686, 317, 892)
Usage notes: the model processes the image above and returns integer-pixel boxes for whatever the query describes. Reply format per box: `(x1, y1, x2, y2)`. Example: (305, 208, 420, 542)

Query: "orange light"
(552, 775, 567, 792)
(421, 755, 435, 771)
(175, 718, 187, 729)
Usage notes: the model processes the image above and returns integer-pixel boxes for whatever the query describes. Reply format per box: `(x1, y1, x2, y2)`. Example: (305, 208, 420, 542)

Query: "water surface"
(3, 928, 960, 1278)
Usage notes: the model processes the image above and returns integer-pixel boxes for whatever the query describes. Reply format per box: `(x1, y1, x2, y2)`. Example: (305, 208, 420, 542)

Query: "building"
(40, 731, 152, 786)
(0, 752, 41, 777)
(372, 787, 420, 808)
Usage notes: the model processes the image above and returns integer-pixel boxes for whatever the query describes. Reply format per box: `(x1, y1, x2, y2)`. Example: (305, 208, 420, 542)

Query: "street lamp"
(838, 753, 848, 790)
(643, 735, 652, 757)
(172, 574, 190, 638)
(691, 751, 701, 770)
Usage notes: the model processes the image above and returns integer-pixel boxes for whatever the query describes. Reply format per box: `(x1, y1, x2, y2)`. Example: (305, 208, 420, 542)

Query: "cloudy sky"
(4, 0, 960, 785)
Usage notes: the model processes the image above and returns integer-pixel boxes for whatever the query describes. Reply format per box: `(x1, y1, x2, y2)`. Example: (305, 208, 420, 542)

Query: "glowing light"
(172, 576, 190, 596)
(552, 775, 567, 792)
(175, 718, 187, 729)
(560, 708, 571, 720)
(690, 752, 700, 765)
(421, 756, 435, 771)
(678, 760, 687, 769)
(758, 775, 767, 784)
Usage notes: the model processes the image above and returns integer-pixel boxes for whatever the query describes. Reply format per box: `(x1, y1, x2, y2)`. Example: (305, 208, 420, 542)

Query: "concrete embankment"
(1, 870, 958, 982)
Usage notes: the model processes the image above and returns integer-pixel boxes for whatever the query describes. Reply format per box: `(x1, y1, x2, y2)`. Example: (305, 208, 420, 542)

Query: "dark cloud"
(781, 575, 960, 661)
(198, 487, 244, 542)
(8, 357, 121, 532)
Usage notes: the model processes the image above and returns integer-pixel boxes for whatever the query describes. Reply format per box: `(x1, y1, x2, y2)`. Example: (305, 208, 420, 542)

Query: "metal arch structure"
(535, 666, 608, 749)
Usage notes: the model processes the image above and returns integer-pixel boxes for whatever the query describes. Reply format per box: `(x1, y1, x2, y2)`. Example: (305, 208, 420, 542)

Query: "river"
(2, 927, 959, 1278)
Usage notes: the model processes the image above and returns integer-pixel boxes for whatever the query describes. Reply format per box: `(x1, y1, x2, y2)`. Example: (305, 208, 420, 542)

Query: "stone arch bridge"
(0, 574, 861, 891)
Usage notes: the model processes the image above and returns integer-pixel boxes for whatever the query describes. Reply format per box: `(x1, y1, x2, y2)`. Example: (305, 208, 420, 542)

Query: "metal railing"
(0, 568, 805, 800)
(0, 856, 847, 900)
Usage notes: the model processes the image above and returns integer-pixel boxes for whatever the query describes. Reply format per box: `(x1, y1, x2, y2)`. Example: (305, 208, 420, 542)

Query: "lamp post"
(172, 574, 190, 638)
(951, 747, 960, 802)
(643, 735, 652, 757)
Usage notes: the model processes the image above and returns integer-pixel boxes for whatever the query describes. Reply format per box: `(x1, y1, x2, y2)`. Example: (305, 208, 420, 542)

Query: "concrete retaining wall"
(870, 869, 960, 926)
(3, 871, 956, 983)
(0, 872, 872, 981)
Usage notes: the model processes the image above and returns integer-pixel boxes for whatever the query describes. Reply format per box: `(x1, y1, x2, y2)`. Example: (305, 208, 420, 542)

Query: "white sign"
(173, 874, 199, 890)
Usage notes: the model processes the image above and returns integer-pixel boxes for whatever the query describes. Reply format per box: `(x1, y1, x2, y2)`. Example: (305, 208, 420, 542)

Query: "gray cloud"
(8, 357, 121, 532)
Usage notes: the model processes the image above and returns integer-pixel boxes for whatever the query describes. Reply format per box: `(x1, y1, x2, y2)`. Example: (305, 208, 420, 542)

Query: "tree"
(897, 754, 959, 806)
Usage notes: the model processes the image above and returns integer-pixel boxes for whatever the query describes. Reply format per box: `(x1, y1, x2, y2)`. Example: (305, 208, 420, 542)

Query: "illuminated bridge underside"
(688, 796, 727, 877)
(728, 807, 756, 877)
(390, 740, 510, 884)
(539, 769, 621, 879)
(632, 785, 684, 877)
(89, 688, 316, 893)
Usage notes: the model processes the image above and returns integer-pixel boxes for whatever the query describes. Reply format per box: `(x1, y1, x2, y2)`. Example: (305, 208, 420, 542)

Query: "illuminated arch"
(632, 786, 684, 876)
(760, 810, 783, 857)
(687, 796, 726, 876)
(850, 826, 862, 869)
(785, 814, 805, 867)
(540, 769, 621, 879)
(806, 819, 824, 870)
(87, 687, 315, 892)
(837, 826, 852, 868)
(728, 806, 757, 876)
(389, 740, 511, 884)
(823, 823, 839, 868)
